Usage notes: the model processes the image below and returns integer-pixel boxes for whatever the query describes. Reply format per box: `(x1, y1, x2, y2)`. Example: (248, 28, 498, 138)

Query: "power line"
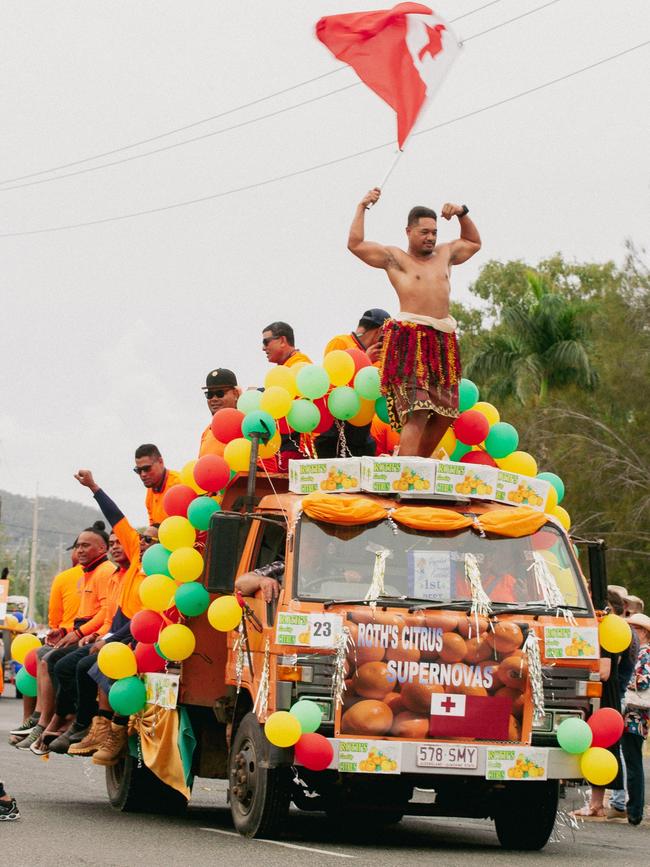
(462, 0, 561, 42)
(0, 38, 646, 239)
(0, 0, 511, 189)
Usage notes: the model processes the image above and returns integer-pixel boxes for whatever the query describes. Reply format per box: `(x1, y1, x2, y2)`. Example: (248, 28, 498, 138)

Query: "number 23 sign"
(276, 612, 343, 648)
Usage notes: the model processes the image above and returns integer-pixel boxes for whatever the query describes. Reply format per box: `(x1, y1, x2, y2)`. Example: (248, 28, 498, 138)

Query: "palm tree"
(466, 274, 597, 404)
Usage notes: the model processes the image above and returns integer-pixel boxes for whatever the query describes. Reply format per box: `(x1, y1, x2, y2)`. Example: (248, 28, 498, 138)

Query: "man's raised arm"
(442, 203, 482, 265)
(347, 188, 394, 269)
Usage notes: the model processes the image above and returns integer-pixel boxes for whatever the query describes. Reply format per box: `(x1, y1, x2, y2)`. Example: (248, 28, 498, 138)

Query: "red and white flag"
(429, 693, 513, 740)
(316, 3, 460, 148)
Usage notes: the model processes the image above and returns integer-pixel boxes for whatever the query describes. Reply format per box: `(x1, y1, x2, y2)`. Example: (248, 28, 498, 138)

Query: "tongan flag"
(429, 693, 513, 740)
(316, 3, 460, 148)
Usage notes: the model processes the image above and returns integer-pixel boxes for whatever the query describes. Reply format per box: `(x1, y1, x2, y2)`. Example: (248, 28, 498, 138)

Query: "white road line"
(199, 827, 355, 858)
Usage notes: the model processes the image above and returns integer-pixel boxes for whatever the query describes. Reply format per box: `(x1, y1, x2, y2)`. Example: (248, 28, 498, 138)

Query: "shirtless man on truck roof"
(348, 188, 481, 457)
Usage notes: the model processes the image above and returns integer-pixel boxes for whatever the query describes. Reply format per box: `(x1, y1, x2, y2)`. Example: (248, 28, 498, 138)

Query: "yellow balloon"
(323, 350, 355, 387)
(473, 401, 500, 426)
(497, 450, 538, 477)
(348, 397, 376, 427)
(437, 427, 457, 457)
(599, 613, 632, 653)
(139, 574, 177, 612)
(265, 711, 302, 747)
(264, 366, 297, 398)
(551, 504, 571, 530)
(259, 386, 293, 419)
(258, 430, 281, 459)
(10, 633, 41, 664)
(158, 516, 196, 551)
(545, 485, 559, 512)
(179, 459, 207, 494)
(224, 437, 252, 472)
(97, 642, 137, 680)
(158, 624, 196, 662)
(580, 746, 618, 786)
(168, 546, 204, 583)
(208, 595, 243, 632)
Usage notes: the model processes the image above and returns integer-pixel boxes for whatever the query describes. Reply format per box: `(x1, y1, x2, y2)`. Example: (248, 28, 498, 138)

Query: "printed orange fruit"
(341, 699, 393, 735)
(439, 632, 467, 664)
(352, 661, 394, 699)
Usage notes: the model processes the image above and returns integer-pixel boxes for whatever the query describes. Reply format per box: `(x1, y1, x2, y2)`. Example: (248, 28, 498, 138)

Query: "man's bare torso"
(384, 243, 453, 318)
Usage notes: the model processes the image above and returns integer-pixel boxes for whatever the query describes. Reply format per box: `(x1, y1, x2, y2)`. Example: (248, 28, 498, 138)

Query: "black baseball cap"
(203, 368, 238, 390)
(359, 308, 390, 328)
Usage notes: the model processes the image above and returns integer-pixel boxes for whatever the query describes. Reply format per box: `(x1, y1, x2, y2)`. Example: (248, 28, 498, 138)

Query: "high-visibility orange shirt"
(199, 424, 226, 458)
(113, 515, 146, 620)
(76, 559, 117, 637)
(47, 565, 83, 631)
(145, 468, 181, 524)
(324, 334, 380, 368)
(371, 416, 400, 456)
(99, 566, 126, 636)
(283, 350, 312, 368)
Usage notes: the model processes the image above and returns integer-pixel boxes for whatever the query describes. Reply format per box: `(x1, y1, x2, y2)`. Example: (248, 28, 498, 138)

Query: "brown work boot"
(68, 716, 112, 757)
(92, 722, 128, 766)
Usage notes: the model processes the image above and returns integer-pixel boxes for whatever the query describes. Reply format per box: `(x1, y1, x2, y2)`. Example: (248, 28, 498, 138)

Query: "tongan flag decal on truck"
(430, 693, 512, 739)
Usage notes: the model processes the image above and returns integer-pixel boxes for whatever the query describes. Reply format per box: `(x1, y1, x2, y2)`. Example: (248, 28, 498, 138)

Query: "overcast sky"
(1, 0, 649, 529)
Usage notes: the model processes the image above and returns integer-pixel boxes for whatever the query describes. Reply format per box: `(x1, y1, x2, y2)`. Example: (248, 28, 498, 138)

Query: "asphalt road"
(2, 689, 649, 867)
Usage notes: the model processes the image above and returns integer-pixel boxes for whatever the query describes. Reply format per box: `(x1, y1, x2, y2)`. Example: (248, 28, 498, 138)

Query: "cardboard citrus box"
(495, 470, 551, 511)
(361, 456, 436, 494)
(433, 460, 497, 500)
(288, 458, 360, 494)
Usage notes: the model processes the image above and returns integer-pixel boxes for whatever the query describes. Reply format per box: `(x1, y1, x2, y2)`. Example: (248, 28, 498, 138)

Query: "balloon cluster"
(556, 708, 624, 785)
(446, 378, 571, 528)
(264, 700, 333, 771)
(10, 633, 41, 697)
(207, 350, 387, 472)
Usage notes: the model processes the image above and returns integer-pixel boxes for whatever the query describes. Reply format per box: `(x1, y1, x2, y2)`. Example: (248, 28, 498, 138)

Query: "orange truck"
(106, 467, 607, 852)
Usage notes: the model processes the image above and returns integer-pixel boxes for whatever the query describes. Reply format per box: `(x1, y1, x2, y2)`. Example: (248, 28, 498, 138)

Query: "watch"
(459, 205, 469, 218)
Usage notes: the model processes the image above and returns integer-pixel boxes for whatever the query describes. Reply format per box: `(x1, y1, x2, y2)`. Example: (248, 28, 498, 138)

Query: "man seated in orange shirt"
(199, 368, 240, 458)
(323, 307, 389, 363)
(262, 321, 312, 471)
(134, 443, 181, 524)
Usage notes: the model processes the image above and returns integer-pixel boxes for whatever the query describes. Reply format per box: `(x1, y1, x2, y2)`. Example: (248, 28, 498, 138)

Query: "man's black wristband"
(459, 205, 469, 218)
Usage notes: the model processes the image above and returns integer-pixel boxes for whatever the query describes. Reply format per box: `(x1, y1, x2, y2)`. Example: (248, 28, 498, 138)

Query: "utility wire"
(0, 0, 511, 188)
(1, 38, 646, 239)
(462, 0, 561, 42)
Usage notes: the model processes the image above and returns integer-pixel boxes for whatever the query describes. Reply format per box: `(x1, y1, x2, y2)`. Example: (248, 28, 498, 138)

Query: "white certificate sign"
(408, 550, 451, 601)
(543, 626, 599, 659)
(275, 612, 343, 648)
(485, 747, 548, 781)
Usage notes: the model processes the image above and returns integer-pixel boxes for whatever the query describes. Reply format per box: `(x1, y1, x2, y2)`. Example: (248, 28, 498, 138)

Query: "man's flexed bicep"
(348, 188, 397, 270)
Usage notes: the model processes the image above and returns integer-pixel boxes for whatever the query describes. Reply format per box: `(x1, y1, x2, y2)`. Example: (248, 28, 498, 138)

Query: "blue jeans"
(621, 732, 645, 821)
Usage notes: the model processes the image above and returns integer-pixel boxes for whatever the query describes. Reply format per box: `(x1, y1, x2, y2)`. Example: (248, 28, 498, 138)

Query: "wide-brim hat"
(627, 613, 650, 633)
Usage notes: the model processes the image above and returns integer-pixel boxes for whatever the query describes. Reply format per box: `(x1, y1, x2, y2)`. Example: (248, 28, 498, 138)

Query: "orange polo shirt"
(99, 566, 126, 636)
(113, 516, 146, 620)
(324, 333, 361, 354)
(283, 350, 312, 368)
(199, 424, 226, 458)
(145, 468, 181, 524)
(48, 564, 82, 631)
(76, 558, 117, 637)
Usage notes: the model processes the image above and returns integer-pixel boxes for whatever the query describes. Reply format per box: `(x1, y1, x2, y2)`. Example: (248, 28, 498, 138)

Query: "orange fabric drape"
(391, 506, 474, 532)
(301, 493, 387, 525)
(476, 506, 548, 538)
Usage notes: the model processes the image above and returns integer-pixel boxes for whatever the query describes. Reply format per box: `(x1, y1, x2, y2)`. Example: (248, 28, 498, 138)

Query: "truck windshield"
(295, 516, 590, 610)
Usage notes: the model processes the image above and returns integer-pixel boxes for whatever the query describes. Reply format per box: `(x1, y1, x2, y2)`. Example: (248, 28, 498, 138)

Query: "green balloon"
(237, 389, 262, 414)
(175, 582, 210, 617)
(328, 386, 360, 420)
(16, 667, 38, 697)
(354, 366, 381, 401)
(109, 676, 147, 716)
(290, 699, 323, 734)
(242, 410, 276, 443)
(485, 422, 519, 459)
(154, 641, 171, 661)
(287, 399, 321, 433)
(556, 717, 592, 754)
(296, 365, 330, 400)
(537, 472, 565, 504)
(187, 496, 221, 531)
(459, 378, 479, 412)
(375, 395, 390, 424)
(142, 544, 172, 577)
(451, 441, 472, 462)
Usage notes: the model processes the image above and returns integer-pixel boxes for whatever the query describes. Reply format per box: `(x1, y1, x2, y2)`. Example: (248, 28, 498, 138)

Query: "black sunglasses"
(133, 465, 153, 475)
(139, 534, 156, 544)
(204, 387, 231, 399)
(262, 335, 280, 347)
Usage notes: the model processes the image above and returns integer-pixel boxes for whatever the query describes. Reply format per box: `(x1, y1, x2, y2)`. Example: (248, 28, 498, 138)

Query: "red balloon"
(210, 408, 244, 444)
(135, 642, 167, 674)
(163, 484, 197, 518)
(163, 605, 181, 624)
(194, 454, 230, 492)
(131, 609, 165, 644)
(313, 395, 335, 434)
(454, 409, 490, 446)
(345, 348, 372, 373)
(277, 417, 291, 435)
(24, 647, 39, 677)
(461, 450, 497, 467)
(294, 732, 334, 771)
(588, 707, 624, 748)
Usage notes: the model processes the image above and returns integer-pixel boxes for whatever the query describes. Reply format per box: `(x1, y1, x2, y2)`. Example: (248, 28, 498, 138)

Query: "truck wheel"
(106, 754, 188, 815)
(229, 711, 291, 838)
(494, 780, 558, 850)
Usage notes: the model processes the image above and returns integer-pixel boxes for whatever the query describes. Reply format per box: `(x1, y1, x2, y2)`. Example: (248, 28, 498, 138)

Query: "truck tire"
(105, 754, 188, 815)
(494, 780, 559, 850)
(229, 711, 291, 838)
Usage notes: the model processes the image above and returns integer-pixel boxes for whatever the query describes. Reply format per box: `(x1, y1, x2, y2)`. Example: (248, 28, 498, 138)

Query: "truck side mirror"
(585, 538, 608, 610)
(204, 513, 250, 594)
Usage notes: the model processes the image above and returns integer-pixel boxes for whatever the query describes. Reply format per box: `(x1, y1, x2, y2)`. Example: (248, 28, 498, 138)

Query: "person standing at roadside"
(621, 613, 650, 826)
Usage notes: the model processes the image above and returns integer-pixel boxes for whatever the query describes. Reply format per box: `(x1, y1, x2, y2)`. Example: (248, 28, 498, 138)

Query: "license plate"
(416, 743, 478, 770)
